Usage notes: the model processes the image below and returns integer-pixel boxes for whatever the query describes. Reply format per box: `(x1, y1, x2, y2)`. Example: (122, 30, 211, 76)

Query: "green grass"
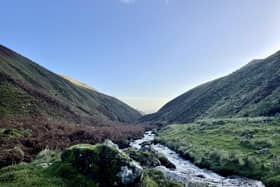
(0, 128, 31, 139)
(156, 118, 280, 187)
(0, 164, 65, 187)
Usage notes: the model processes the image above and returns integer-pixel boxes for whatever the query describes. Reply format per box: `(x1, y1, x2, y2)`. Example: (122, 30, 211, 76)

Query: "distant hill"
(0, 44, 142, 124)
(141, 50, 280, 124)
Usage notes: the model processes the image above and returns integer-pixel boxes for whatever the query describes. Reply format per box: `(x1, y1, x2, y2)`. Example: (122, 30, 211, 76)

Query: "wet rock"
(104, 139, 119, 150)
(158, 153, 176, 170)
(117, 166, 137, 185)
(140, 141, 152, 147)
(195, 174, 206, 178)
(125, 146, 176, 170)
(124, 147, 161, 168)
(38, 162, 52, 168)
(255, 148, 270, 155)
(242, 132, 254, 139)
(61, 141, 142, 186)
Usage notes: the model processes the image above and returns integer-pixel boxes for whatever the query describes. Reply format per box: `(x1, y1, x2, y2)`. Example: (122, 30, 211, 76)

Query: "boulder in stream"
(125, 146, 176, 169)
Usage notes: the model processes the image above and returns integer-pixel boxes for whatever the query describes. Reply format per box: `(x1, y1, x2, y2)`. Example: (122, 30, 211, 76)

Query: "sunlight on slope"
(61, 75, 96, 91)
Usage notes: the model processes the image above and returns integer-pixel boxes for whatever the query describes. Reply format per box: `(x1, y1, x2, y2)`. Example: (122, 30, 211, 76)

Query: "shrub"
(0, 117, 148, 168)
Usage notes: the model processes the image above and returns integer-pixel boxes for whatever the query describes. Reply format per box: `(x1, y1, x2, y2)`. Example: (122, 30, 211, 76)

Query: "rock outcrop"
(61, 141, 142, 187)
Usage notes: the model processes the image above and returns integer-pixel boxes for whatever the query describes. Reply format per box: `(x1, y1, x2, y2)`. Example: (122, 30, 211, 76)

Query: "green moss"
(139, 169, 183, 187)
(46, 162, 97, 187)
(141, 176, 158, 187)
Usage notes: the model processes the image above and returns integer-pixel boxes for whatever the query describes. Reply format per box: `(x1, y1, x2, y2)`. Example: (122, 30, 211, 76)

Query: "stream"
(130, 131, 265, 187)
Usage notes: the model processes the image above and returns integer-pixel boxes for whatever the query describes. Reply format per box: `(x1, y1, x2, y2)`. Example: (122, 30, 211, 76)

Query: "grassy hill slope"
(0, 44, 141, 124)
(141, 51, 280, 123)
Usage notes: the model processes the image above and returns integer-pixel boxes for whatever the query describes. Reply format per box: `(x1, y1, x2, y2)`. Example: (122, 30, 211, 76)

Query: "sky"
(1, 0, 280, 113)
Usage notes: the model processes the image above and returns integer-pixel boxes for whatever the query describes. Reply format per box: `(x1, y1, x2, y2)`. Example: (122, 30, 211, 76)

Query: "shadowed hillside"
(0, 44, 142, 124)
(141, 50, 280, 124)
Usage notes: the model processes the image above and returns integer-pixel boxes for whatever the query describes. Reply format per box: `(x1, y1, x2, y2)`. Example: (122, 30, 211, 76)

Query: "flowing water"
(130, 131, 265, 187)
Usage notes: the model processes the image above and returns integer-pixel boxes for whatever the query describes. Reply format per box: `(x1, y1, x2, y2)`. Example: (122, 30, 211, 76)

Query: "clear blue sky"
(1, 0, 280, 113)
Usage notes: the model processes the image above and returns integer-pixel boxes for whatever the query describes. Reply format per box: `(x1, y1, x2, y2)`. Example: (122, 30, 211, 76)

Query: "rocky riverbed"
(130, 131, 265, 187)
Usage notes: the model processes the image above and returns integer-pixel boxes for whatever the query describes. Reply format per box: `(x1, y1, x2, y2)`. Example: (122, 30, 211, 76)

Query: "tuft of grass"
(156, 118, 280, 186)
(0, 128, 31, 139)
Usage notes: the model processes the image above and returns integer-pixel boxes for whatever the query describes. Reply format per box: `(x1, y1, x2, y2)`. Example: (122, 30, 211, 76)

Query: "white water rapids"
(130, 131, 265, 187)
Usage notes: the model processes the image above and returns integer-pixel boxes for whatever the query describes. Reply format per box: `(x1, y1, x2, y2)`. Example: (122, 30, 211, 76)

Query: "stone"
(124, 147, 161, 168)
(158, 153, 176, 169)
(61, 142, 142, 186)
(255, 148, 270, 155)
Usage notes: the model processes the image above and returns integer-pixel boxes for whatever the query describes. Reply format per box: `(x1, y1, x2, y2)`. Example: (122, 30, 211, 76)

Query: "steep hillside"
(142, 50, 280, 123)
(0, 44, 141, 123)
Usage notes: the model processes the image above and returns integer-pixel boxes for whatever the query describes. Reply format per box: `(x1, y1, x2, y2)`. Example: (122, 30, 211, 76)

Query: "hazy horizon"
(1, 0, 280, 113)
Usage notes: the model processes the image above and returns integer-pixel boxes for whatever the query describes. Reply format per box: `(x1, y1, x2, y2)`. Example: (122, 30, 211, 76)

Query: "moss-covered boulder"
(125, 147, 175, 169)
(61, 141, 142, 187)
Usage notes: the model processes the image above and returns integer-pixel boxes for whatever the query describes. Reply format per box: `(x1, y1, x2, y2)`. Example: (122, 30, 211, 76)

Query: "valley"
(3, 1, 280, 186)
(1, 43, 280, 187)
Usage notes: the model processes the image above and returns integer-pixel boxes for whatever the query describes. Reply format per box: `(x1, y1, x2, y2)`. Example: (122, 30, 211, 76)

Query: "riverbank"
(155, 118, 280, 187)
(0, 137, 182, 187)
(133, 131, 264, 187)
